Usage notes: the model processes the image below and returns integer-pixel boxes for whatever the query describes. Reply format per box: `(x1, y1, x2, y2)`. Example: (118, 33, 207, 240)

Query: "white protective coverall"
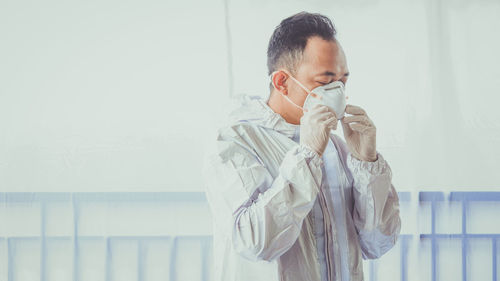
(202, 94, 401, 281)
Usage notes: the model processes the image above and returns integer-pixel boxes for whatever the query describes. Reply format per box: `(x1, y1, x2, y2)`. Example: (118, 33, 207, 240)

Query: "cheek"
(296, 93, 309, 107)
(289, 85, 309, 106)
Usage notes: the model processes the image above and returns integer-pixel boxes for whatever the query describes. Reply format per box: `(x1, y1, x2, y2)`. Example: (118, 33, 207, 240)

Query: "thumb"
(341, 118, 353, 137)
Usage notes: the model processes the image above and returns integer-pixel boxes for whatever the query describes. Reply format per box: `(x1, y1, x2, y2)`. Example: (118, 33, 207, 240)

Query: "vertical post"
(40, 201, 47, 281)
(431, 199, 437, 281)
(462, 199, 467, 281)
(169, 236, 178, 281)
(222, 0, 234, 97)
(369, 260, 376, 281)
(493, 238, 497, 281)
(424, 0, 467, 184)
(7, 238, 12, 281)
(137, 239, 144, 281)
(72, 194, 79, 281)
(201, 236, 211, 281)
(106, 237, 112, 281)
(401, 236, 409, 281)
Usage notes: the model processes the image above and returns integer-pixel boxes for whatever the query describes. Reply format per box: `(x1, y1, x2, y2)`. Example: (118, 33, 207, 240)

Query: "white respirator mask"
(269, 70, 347, 119)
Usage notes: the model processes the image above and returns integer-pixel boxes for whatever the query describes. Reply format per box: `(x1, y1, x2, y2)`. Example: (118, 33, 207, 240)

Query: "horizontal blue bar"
(449, 192, 500, 201)
(0, 192, 208, 202)
(0, 191, 410, 202)
(418, 191, 500, 202)
(1, 191, 498, 203)
(0, 235, 213, 241)
(0, 192, 71, 202)
(421, 234, 500, 239)
(419, 192, 445, 201)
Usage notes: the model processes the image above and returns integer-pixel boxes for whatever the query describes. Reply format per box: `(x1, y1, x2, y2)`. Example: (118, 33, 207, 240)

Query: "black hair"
(267, 11, 337, 91)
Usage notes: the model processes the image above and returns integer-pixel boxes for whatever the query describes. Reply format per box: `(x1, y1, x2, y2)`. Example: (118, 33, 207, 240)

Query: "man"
(202, 11, 401, 281)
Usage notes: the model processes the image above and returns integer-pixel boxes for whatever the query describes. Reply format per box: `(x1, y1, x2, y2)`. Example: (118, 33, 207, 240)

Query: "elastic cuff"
(347, 151, 386, 175)
(297, 144, 324, 167)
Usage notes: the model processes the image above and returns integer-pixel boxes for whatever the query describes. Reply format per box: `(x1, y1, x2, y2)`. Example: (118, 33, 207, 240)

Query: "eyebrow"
(317, 71, 350, 77)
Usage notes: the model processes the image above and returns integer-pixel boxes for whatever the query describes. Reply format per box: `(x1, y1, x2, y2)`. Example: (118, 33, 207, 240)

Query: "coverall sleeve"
(203, 137, 324, 262)
(346, 150, 402, 259)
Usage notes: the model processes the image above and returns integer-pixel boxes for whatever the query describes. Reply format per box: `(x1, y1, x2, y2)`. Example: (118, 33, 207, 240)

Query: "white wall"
(0, 0, 229, 192)
(1, 0, 499, 193)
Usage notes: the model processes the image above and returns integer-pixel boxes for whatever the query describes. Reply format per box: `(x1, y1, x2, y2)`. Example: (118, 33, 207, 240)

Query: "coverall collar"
(228, 94, 299, 139)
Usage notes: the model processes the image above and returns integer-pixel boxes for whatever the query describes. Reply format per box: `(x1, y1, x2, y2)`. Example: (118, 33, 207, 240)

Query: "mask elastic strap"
(286, 73, 313, 96)
(269, 71, 306, 112)
(270, 70, 312, 95)
(281, 93, 305, 111)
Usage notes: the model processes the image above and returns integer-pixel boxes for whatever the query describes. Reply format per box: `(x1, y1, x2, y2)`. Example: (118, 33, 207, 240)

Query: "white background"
(1, 0, 499, 191)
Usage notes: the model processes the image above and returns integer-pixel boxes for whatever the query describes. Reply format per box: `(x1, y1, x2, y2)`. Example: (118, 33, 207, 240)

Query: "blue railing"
(0, 191, 499, 281)
(417, 192, 500, 281)
(0, 192, 212, 281)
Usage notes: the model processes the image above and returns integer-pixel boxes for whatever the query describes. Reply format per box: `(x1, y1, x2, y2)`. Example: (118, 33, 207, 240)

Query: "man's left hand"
(340, 104, 378, 162)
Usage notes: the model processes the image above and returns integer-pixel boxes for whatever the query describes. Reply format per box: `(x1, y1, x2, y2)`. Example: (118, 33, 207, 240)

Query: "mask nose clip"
(324, 85, 342, 91)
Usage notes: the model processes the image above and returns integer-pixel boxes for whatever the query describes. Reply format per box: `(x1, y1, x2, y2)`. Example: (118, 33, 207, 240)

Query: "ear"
(271, 71, 289, 94)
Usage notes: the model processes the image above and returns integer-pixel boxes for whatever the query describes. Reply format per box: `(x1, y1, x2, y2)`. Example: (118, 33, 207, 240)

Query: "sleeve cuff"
(347, 151, 387, 176)
(296, 144, 324, 167)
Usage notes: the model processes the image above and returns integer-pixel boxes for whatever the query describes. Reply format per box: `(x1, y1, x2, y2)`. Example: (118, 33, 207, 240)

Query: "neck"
(267, 91, 300, 125)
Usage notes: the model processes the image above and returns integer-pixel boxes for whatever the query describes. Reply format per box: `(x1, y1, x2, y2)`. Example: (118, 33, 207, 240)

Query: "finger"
(341, 117, 354, 136)
(345, 104, 366, 115)
(317, 111, 336, 122)
(310, 103, 329, 113)
(315, 104, 330, 111)
(349, 123, 371, 133)
(323, 116, 338, 129)
(310, 106, 330, 116)
(324, 106, 337, 117)
(323, 115, 337, 124)
(326, 123, 337, 131)
(313, 105, 336, 117)
(342, 115, 372, 126)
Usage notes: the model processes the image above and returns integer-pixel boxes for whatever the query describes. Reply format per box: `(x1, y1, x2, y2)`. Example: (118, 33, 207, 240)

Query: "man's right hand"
(299, 104, 337, 157)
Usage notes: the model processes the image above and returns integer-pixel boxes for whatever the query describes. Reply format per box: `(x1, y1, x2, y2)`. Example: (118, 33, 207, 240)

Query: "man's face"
(272, 36, 350, 124)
